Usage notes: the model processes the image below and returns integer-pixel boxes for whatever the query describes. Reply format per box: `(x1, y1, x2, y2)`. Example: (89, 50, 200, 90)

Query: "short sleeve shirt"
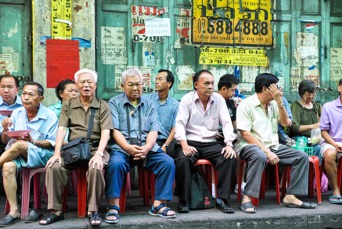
(320, 97, 342, 143)
(108, 93, 160, 153)
(235, 93, 279, 153)
(58, 96, 113, 142)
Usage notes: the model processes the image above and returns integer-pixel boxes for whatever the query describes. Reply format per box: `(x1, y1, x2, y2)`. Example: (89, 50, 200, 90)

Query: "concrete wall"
(32, 0, 95, 106)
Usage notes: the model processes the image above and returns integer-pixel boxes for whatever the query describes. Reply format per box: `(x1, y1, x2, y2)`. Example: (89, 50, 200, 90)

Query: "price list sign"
(192, 0, 272, 46)
(51, 0, 72, 39)
(199, 47, 268, 66)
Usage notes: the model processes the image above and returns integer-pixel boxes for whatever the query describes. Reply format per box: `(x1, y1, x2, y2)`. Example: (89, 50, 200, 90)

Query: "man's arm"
(162, 127, 175, 152)
(46, 126, 67, 167)
(321, 130, 342, 152)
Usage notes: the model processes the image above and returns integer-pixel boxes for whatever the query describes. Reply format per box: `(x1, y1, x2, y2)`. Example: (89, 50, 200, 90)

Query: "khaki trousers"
(45, 161, 105, 212)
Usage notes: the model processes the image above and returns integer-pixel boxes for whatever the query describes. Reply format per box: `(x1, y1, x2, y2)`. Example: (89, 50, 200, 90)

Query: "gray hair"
(74, 68, 98, 83)
(121, 68, 142, 84)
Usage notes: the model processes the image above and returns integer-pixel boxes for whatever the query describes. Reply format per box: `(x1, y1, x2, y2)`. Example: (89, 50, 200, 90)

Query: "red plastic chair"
(281, 156, 322, 204)
(337, 157, 342, 191)
(119, 167, 155, 213)
(237, 159, 281, 206)
(195, 159, 218, 198)
(4, 167, 46, 219)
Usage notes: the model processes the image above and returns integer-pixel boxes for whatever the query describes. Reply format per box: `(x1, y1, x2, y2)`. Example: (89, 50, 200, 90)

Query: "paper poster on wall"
(209, 67, 235, 89)
(114, 65, 127, 92)
(131, 5, 167, 43)
(145, 18, 170, 37)
(101, 27, 127, 65)
(174, 9, 191, 48)
(330, 48, 342, 81)
(0, 54, 13, 75)
(199, 47, 268, 66)
(142, 43, 156, 67)
(294, 33, 319, 67)
(303, 68, 320, 86)
(176, 65, 194, 90)
(290, 67, 301, 91)
(46, 39, 79, 88)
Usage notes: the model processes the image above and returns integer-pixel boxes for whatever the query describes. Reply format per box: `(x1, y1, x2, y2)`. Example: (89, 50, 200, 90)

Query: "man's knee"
(2, 162, 16, 177)
(324, 148, 337, 164)
(11, 140, 28, 153)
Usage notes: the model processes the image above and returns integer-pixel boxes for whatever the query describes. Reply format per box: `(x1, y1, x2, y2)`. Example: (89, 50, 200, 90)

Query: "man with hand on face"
(105, 68, 176, 224)
(174, 69, 237, 214)
(0, 82, 58, 226)
(144, 69, 179, 158)
(235, 73, 316, 214)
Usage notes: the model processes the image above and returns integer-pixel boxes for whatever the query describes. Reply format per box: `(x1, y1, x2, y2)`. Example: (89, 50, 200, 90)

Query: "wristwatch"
(96, 151, 104, 157)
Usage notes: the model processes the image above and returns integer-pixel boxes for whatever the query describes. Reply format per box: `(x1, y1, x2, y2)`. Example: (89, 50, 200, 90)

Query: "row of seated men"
(0, 69, 341, 227)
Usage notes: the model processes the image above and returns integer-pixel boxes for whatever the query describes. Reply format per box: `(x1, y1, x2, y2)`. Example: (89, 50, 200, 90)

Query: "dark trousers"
(174, 140, 236, 203)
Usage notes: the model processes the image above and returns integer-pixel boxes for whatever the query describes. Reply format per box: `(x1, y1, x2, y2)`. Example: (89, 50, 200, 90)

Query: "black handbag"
(189, 170, 215, 210)
(62, 108, 96, 170)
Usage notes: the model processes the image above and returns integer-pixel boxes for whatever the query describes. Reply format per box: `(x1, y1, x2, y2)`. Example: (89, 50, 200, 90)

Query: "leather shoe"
(216, 198, 234, 213)
(177, 201, 190, 213)
(23, 209, 43, 223)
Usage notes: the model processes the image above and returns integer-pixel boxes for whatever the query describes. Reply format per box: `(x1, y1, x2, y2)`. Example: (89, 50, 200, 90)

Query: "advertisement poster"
(330, 48, 342, 81)
(131, 5, 167, 43)
(51, 0, 72, 39)
(101, 27, 127, 65)
(199, 47, 268, 66)
(192, 0, 272, 46)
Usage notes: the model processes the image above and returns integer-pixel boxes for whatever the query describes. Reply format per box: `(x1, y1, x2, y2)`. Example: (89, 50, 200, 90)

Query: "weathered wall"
(33, 0, 95, 106)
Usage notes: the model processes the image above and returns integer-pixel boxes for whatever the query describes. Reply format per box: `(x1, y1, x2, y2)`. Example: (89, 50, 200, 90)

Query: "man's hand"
(267, 84, 282, 101)
(180, 141, 197, 156)
(125, 144, 142, 157)
(265, 150, 279, 165)
(133, 145, 149, 160)
(221, 145, 236, 159)
(89, 154, 104, 170)
(1, 117, 12, 131)
(334, 142, 342, 153)
(46, 153, 62, 168)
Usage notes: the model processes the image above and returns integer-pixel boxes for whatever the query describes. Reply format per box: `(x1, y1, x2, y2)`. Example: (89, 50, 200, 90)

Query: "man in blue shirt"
(0, 74, 23, 152)
(144, 69, 179, 157)
(105, 68, 176, 224)
(0, 82, 58, 226)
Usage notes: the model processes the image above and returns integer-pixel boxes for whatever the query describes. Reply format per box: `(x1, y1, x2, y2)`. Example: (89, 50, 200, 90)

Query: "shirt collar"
(194, 91, 214, 104)
(123, 94, 144, 107)
(335, 96, 342, 107)
(0, 95, 22, 106)
(70, 96, 101, 109)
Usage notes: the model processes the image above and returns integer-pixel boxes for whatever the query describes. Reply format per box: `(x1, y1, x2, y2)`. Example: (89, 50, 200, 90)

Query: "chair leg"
(310, 156, 322, 204)
(237, 160, 244, 201)
(119, 174, 128, 214)
(21, 169, 34, 219)
(77, 168, 87, 218)
(274, 164, 281, 204)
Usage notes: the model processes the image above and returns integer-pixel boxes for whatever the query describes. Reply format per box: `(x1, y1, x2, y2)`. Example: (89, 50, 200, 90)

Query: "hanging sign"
(51, 0, 72, 39)
(199, 47, 268, 66)
(192, 0, 272, 46)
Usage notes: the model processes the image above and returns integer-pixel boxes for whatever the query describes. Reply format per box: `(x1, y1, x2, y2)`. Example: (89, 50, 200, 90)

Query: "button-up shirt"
(0, 95, 23, 133)
(109, 93, 160, 153)
(175, 91, 236, 146)
(320, 96, 342, 143)
(9, 104, 58, 146)
(235, 93, 279, 153)
(144, 93, 179, 140)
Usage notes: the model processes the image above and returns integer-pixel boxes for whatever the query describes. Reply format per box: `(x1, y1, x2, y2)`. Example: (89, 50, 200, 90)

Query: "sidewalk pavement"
(1, 189, 342, 229)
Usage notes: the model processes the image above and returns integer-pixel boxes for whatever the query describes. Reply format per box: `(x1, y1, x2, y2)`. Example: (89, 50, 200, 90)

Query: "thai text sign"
(192, 0, 272, 46)
(199, 47, 268, 66)
(51, 0, 72, 39)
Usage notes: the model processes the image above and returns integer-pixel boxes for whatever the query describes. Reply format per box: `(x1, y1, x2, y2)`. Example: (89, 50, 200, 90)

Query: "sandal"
(148, 203, 176, 219)
(39, 212, 65, 225)
(240, 202, 256, 214)
(88, 212, 102, 227)
(329, 195, 342, 204)
(104, 205, 119, 224)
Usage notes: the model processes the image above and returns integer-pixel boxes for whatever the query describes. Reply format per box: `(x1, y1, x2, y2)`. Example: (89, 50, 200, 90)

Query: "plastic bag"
(310, 128, 322, 145)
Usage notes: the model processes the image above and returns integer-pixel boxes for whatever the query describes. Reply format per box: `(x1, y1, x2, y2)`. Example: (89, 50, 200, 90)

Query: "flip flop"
(285, 202, 317, 209)
(329, 195, 342, 204)
(240, 202, 256, 214)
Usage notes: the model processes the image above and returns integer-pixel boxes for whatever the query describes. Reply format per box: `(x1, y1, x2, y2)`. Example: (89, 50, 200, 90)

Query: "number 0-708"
(197, 19, 268, 36)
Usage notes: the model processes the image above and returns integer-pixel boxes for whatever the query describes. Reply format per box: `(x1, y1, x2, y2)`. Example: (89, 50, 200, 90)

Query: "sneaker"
(234, 182, 246, 194)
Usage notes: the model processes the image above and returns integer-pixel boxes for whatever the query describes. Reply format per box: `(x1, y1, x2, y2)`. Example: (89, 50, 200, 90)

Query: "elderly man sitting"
(0, 82, 58, 226)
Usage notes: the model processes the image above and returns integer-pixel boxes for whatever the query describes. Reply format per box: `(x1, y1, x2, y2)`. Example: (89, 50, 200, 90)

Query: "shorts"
(320, 143, 342, 160)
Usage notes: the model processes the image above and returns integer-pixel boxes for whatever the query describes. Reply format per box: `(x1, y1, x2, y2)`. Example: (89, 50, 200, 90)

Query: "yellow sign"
(199, 47, 269, 66)
(192, 0, 272, 46)
(51, 0, 72, 39)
